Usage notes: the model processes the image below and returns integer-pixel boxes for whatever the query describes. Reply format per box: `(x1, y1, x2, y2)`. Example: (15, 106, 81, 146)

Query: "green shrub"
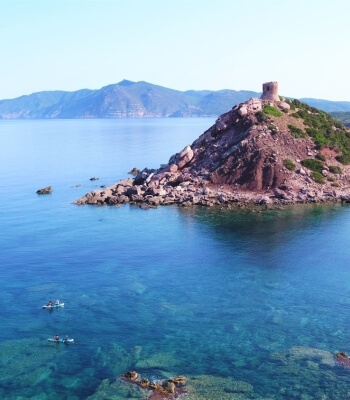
(311, 171, 325, 184)
(315, 153, 326, 161)
(268, 99, 350, 165)
(327, 176, 335, 182)
(332, 182, 340, 187)
(329, 165, 342, 174)
(305, 128, 328, 149)
(263, 105, 282, 117)
(283, 159, 296, 170)
(288, 124, 306, 138)
(335, 154, 350, 165)
(291, 99, 303, 108)
(301, 158, 324, 173)
(255, 111, 268, 123)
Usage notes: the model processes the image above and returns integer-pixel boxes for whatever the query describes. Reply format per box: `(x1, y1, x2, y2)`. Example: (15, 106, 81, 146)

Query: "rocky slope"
(76, 84, 350, 208)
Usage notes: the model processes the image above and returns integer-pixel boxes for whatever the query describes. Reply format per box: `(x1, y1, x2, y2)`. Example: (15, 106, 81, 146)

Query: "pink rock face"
(168, 164, 179, 173)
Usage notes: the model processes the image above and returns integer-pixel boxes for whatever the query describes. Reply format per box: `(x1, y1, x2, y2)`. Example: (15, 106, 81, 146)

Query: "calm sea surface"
(1, 119, 350, 400)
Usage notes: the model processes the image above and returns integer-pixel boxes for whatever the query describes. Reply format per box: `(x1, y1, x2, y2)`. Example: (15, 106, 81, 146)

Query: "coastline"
(75, 173, 350, 210)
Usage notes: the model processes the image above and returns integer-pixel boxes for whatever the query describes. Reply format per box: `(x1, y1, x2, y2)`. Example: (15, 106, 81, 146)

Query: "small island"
(76, 82, 350, 208)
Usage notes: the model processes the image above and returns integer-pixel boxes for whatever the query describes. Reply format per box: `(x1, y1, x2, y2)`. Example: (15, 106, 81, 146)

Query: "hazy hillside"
(0, 80, 349, 119)
(300, 98, 350, 112)
(330, 112, 350, 127)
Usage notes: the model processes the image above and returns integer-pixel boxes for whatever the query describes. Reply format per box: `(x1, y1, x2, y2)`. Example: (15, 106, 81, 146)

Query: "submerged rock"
(186, 374, 254, 400)
(335, 352, 350, 368)
(0, 338, 62, 388)
(272, 345, 336, 367)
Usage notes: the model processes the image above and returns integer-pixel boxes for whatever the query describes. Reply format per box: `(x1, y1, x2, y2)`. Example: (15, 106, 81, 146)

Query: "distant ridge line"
(0, 80, 350, 119)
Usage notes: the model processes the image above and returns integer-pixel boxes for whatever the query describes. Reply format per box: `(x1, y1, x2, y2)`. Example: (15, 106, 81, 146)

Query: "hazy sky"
(1, 0, 350, 101)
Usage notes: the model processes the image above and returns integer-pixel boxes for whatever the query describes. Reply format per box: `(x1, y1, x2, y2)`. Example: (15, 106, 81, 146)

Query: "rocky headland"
(76, 82, 350, 209)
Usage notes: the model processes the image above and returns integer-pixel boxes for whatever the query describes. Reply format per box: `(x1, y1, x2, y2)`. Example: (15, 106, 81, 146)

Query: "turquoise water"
(1, 119, 350, 399)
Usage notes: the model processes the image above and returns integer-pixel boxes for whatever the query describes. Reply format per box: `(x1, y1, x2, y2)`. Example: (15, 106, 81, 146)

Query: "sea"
(1, 118, 350, 400)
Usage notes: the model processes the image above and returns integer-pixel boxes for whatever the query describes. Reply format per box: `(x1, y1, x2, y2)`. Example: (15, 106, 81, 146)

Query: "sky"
(1, 0, 350, 101)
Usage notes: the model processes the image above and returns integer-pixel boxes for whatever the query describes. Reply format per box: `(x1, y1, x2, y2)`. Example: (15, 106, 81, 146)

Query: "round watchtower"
(260, 81, 279, 101)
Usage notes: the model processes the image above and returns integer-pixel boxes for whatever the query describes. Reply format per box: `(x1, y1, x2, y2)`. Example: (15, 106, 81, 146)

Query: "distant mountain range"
(1, 79, 350, 119)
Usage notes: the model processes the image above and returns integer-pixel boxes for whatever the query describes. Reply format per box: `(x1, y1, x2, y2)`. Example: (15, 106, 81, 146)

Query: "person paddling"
(54, 334, 60, 341)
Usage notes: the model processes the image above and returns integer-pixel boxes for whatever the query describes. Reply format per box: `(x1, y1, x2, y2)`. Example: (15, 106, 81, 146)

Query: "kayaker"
(63, 335, 69, 342)
(54, 334, 60, 341)
(55, 299, 60, 305)
(47, 301, 53, 306)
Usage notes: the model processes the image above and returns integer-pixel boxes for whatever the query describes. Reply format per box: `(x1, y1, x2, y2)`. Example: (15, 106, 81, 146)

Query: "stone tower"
(260, 81, 279, 101)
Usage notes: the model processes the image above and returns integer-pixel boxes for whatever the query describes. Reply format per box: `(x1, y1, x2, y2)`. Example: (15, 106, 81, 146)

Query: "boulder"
(36, 186, 52, 194)
(125, 186, 143, 196)
(168, 163, 178, 173)
(130, 194, 144, 202)
(114, 185, 127, 195)
(162, 380, 176, 394)
(256, 195, 272, 205)
(118, 195, 130, 203)
(106, 196, 120, 205)
(122, 371, 139, 381)
(139, 378, 149, 388)
(176, 145, 194, 169)
(170, 375, 187, 386)
(128, 167, 140, 175)
(134, 168, 155, 185)
(274, 188, 287, 199)
(277, 101, 291, 111)
(238, 106, 248, 116)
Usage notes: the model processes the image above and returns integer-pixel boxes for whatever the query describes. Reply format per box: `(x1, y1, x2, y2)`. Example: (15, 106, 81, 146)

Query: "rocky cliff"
(76, 83, 350, 208)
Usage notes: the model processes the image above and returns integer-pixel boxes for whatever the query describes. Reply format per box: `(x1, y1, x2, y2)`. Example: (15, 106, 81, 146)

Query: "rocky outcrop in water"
(121, 371, 187, 398)
(36, 186, 52, 194)
(76, 83, 350, 209)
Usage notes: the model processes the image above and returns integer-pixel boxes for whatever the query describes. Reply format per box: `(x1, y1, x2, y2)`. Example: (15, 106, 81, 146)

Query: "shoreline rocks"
(75, 164, 348, 209)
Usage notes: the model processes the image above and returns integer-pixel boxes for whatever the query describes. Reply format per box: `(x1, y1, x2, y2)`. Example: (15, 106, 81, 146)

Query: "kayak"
(42, 303, 64, 309)
(48, 338, 74, 344)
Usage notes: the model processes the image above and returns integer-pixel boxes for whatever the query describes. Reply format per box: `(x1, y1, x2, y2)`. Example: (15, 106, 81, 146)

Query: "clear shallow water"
(1, 119, 350, 399)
